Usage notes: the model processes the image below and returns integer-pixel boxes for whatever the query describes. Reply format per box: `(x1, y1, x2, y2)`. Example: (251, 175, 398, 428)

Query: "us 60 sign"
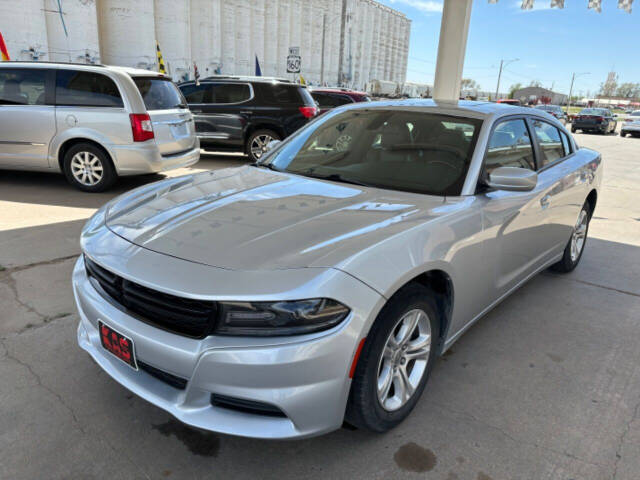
(287, 55, 301, 73)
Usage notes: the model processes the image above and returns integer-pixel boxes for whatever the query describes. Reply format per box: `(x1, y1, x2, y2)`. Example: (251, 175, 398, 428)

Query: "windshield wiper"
(250, 162, 281, 172)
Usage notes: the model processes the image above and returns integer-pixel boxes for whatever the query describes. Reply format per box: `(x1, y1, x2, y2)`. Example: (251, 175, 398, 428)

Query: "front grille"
(138, 361, 188, 390)
(210, 394, 287, 418)
(85, 256, 216, 338)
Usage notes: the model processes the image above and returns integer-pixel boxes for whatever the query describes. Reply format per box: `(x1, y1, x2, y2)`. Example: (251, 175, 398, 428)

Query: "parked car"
(178, 76, 318, 162)
(496, 98, 521, 106)
(309, 87, 371, 114)
(571, 108, 618, 134)
(74, 100, 601, 439)
(620, 110, 640, 137)
(534, 104, 568, 125)
(0, 62, 199, 192)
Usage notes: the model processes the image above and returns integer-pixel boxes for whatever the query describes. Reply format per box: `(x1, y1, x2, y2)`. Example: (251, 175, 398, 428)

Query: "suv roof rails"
(0, 60, 105, 67)
(201, 75, 294, 83)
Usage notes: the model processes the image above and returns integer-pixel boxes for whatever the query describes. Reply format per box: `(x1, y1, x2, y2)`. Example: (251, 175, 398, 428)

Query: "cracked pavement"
(1, 141, 639, 479)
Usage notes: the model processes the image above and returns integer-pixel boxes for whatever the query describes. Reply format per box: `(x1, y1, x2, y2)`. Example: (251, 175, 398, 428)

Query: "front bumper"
(73, 240, 383, 439)
(111, 140, 200, 176)
(621, 123, 640, 133)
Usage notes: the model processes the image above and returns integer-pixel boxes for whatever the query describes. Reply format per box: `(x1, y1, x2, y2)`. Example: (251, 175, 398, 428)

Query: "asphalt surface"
(1, 133, 639, 480)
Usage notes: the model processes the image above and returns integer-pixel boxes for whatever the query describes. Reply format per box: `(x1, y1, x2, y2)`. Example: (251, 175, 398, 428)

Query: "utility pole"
(566, 72, 590, 113)
(320, 13, 327, 85)
(494, 58, 518, 100)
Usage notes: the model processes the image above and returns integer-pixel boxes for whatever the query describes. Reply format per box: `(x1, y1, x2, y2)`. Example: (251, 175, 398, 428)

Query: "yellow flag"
(299, 74, 306, 86)
(156, 42, 166, 74)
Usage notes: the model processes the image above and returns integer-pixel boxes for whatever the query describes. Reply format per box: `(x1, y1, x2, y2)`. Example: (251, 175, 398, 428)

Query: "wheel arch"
(244, 123, 285, 151)
(586, 188, 597, 218)
(57, 137, 115, 173)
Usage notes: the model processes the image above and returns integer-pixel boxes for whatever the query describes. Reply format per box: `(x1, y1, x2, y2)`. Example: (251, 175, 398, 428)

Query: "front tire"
(346, 283, 440, 433)
(551, 202, 591, 273)
(246, 129, 280, 163)
(571, 126, 577, 133)
(63, 143, 116, 192)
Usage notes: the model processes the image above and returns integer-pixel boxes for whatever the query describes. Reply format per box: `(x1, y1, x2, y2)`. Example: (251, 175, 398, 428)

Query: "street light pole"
(494, 58, 518, 100)
(566, 72, 590, 113)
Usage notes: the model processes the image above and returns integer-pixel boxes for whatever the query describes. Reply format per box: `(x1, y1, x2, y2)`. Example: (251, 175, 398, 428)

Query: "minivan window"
(210, 83, 251, 104)
(532, 119, 565, 167)
(486, 119, 535, 172)
(56, 70, 123, 107)
(133, 77, 185, 110)
(264, 110, 482, 196)
(0, 68, 47, 105)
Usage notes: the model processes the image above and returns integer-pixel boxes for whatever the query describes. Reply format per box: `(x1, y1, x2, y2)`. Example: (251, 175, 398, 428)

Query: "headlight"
(215, 299, 350, 336)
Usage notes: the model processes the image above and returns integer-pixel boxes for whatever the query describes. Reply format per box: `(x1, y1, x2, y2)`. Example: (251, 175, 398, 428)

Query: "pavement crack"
(612, 397, 640, 479)
(543, 273, 640, 298)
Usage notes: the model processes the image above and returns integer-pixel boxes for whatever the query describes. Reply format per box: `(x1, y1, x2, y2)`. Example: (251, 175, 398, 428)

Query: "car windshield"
(631, 111, 640, 116)
(262, 109, 482, 196)
(579, 108, 607, 115)
(132, 77, 186, 110)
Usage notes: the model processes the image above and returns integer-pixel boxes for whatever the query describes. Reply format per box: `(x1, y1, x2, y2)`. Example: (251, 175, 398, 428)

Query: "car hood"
(105, 166, 446, 270)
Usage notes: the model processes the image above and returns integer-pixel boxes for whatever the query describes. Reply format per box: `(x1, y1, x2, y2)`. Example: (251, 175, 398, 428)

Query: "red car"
(496, 99, 521, 106)
(309, 88, 371, 114)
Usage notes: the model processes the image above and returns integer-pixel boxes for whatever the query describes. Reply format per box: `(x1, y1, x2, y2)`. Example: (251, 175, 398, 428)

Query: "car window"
(560, 131, 572, 156)
(55, 70, 123, 107)
(262, 84, 305, 104)
(0, 68, 47, 105)
(265, 110, 481, 196)
(312, 92, 352, 108)
(531, 119, 565, 167)
(180, 83, 210, 103)
(210, 83, 251, 104)
(485, 119, 535, 172)
(132, 77, 185, 110)
(632, 111, 640, 117)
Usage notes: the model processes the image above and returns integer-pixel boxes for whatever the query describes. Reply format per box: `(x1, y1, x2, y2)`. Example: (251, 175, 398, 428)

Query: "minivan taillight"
(595, 116, 604, 122)
(299, 106, 318, 119)
(130, 113, 154, 142)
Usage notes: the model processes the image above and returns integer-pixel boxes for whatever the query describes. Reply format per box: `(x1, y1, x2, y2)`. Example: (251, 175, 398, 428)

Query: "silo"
(250, 0, 266, 75)
(327, 0, 342, 85)
(276, 0, 290, 78)
(154, 0, 190, 81)
(235, 0, 251, 75)
(220, 0, 236, 75)
(264, 0, 280, 76)
(0, 0, 48, 61)
(97, 0, 156, 69)
(44, 0, 100, 63)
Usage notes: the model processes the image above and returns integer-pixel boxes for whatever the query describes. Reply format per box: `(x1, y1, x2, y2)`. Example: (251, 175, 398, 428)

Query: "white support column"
(432, 0, 473, 101)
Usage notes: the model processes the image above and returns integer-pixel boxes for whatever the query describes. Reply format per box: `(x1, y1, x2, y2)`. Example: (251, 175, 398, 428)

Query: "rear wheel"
(247, 129, 280, 162)
(551, 202, 591, 273)
(63, 143, 116, 192)
(571, 126, 577, 133)
(346, 283, 440, 432)
(620, 131, 626, 137)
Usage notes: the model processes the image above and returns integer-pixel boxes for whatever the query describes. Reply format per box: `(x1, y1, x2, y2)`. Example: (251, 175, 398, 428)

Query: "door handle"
(240, 110, 253, 115)
(540, 195, 550, 209)
(191, 109, 203, 113)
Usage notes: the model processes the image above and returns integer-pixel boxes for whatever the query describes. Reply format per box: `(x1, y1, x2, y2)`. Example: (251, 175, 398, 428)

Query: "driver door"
(479, 117, 551, 301)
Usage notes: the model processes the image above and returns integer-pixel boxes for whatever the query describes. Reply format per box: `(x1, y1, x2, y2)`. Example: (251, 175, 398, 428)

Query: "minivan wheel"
(551, 202, 591, 273)
(346, 283, 440, 433)
(63, 143, 116, 192)
(247, 129, 280, 162)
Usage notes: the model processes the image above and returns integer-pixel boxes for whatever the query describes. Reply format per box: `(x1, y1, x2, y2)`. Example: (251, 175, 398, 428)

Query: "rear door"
(182, 82, 252, 149)
(0, 67, 56, 168)
(132, 76, 196, 155)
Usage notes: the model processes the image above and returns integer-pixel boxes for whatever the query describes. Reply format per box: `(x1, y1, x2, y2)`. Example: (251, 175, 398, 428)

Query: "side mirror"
(486, 166, 537, 192)
(613, 114, 618, 118)
(265, 139, 281, 152)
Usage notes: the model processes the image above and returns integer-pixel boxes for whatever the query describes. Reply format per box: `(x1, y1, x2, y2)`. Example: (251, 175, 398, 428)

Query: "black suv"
(178, 76, 318, 161)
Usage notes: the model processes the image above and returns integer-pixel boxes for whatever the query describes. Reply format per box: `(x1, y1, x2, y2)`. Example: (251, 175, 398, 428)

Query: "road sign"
(289, 46, 300, 56)
(287, 55, 301, 73)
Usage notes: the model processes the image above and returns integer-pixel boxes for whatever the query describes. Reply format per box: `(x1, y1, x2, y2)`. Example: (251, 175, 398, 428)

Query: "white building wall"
(0, 0, 49, 61)
(154, 0, 190, 81)
(44, 0, 100, 64)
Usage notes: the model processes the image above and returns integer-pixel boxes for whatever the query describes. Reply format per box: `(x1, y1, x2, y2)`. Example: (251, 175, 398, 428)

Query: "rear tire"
(246, 129, 280, 163)
(346, 283, 440, 433)
(571, 126, 577, 133)
(551, 202, 591, 273)
(63, 143, 116, 192)
(620, 131, 626, 137)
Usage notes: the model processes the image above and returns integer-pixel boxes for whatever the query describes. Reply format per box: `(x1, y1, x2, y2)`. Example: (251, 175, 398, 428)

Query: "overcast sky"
(379, 0, 640, 96)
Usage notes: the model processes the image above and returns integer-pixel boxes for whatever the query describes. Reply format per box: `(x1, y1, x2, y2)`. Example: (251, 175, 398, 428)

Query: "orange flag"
(0, 31, 10, 61)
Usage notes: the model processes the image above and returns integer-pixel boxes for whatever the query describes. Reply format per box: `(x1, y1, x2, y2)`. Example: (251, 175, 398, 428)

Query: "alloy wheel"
(570, 209, 588, 262)
(71, 151, 104, 186)
(377, 309, 431, 411)
(250, 134, 273, 160)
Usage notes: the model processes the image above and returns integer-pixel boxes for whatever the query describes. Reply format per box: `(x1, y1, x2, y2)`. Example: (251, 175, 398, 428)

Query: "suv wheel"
(247, 129, 280, 162)
(346, 283, 440, 432)
(63, 143, 116, 192)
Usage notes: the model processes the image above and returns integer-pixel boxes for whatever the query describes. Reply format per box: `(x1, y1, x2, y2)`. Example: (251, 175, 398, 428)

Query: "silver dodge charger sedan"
(74, 100, 601, 439)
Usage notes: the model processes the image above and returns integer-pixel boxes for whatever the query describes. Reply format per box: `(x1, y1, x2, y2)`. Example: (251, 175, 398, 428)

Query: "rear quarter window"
(132, 77, 185, 110)
(262, 84, 313, 105)
(55, 70, 123, 107)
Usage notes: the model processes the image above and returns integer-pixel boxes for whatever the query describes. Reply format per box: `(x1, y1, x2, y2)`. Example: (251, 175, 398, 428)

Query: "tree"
(529, 80, 542, 88)
(508, 83, 522, 99)
(599, 72, 618, 98)
(460, 78, 478, 91)
(615, 82, 640, 99)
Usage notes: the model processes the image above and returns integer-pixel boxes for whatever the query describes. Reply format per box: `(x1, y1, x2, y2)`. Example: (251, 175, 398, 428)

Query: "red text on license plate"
(99, 321, 137, 370)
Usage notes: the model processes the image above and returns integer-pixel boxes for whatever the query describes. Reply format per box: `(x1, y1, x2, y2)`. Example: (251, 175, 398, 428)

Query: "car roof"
(180, 76, 300, 86)
(311, 88, 368, 96)
(0, 61, 166, 78)
(339, 99, 539, 119)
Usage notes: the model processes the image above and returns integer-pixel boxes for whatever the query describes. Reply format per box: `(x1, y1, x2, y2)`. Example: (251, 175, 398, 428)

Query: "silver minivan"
(0, 62, 199, 191)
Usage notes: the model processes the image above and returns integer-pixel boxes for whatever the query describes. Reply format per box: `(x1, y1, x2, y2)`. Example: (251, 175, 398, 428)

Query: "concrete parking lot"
(1, 133, 639, 480)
